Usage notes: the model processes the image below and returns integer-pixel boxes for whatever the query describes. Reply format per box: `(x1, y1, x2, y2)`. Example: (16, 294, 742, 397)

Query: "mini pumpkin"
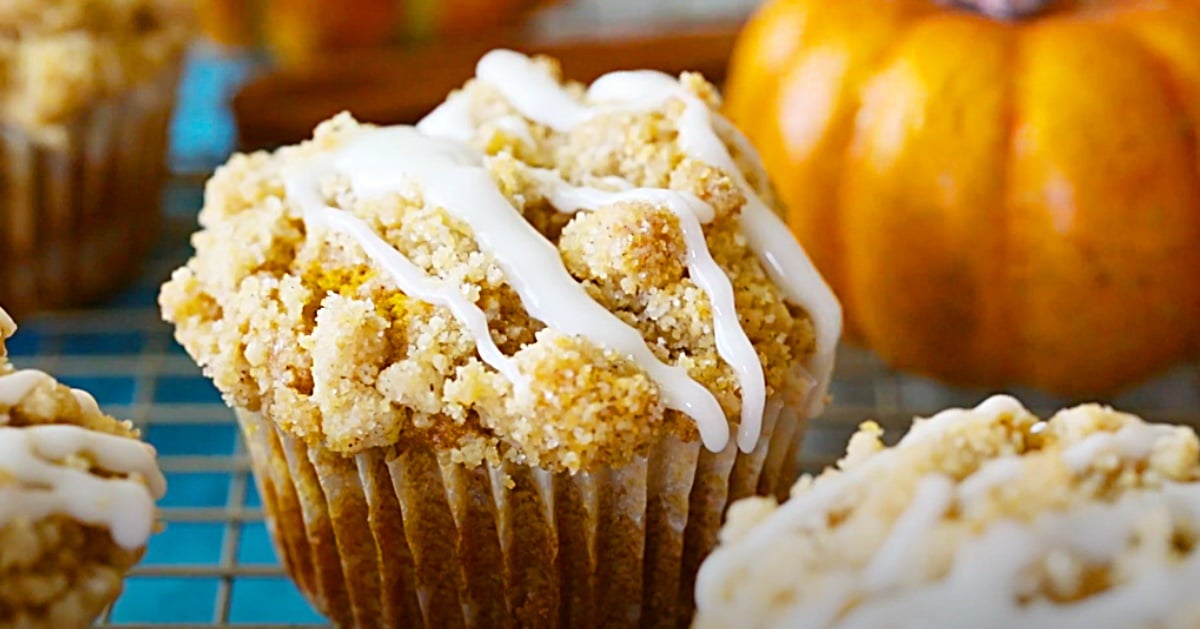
(725, 0, 1200, 394)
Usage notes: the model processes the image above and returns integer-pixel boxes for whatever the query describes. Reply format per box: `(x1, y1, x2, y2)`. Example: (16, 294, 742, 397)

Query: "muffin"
(695, 395, 1200, 628)
(0, 0, 193, 316)
(0, 307, 167, 628)
(160, 49, 841, 627)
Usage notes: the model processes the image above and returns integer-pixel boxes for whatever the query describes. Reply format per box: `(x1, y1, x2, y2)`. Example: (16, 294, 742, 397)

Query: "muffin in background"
(0, 0, 193, 316)
(695, 395, 1200, 628)
(161, 49, 840, 626)
(0, 306, 167, 628)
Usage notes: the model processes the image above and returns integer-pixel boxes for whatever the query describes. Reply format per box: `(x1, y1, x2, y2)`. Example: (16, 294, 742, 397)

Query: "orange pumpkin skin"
(726, 0, 1200, 394)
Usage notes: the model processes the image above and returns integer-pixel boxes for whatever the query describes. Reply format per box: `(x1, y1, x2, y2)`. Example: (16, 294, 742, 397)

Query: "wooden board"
(232, 21, 742, 149)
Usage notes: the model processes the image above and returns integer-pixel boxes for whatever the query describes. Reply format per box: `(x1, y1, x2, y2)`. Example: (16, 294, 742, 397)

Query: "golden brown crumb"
(0, 0, 192, 141)
(161, 66, 816, 474)
(695, 397, 1200, 628)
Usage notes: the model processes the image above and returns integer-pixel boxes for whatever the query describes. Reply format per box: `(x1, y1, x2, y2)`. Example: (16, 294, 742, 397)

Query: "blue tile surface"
(158, 472, 231, 509)
(237, 521, 281, 565)
(60, 331, 145, 355)
(55, 375, 138, 406)
(3, 328, 42, 356)
(155, 374, 226, 404)
(111, 578, 221, 624)
(143, 522, 227, 566)
(229, 578, 326, 624)
(147, 423, 239, 456)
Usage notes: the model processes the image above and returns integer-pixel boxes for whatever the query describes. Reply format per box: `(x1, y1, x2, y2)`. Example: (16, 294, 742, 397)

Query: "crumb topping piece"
(161, 50, 833, 473)
(695, 395, 1200, 629)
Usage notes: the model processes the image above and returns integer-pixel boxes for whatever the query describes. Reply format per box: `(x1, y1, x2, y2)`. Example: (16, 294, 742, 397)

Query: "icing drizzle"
(284, 49, 842, 453)
(0, 424, 166, 550)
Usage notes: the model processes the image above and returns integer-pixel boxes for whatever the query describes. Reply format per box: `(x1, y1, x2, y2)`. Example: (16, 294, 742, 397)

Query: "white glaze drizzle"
(282, 159, 526, 388)
(285, 126, 731, 451)
(0, 307, 15, 341)
(696, 395, 1200, 628)
(0, 369, 101, 420)
(832, 485, 1200, 629)
(0, 424, 165, 550)
(466, 49, 842, 418)
(861, 474, 955, 593)
(535, 173, 766, 450)
(475, 49, 591, 132)
(0, 369, 53, 407)
(416, 92, 474, 142)
(1060, 423, 1179, 473)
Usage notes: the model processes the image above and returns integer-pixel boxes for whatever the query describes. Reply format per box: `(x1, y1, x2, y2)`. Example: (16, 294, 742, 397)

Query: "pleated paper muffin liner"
(238, 390, 808, 628)
(0, 64, 181, 316)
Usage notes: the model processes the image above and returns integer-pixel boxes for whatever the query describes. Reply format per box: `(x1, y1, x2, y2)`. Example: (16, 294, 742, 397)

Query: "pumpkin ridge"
(1111, 14, 1200, 361)
(830, 1, 938, 341)
(833, 19, 918, 341)
(989, 26, 1021, 386)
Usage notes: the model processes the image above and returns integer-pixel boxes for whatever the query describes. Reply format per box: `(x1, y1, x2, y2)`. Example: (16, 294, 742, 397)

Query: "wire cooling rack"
(7, 173, 1195, 628)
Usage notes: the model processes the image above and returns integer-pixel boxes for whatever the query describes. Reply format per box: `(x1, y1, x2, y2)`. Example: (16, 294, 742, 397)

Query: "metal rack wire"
(0, 173, 1184, 627)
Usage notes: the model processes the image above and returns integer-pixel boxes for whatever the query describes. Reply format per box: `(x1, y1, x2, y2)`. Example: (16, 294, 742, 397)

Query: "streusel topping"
(161, 50, 840, 473)
(0, 0, 192, 139)
(695, 395, 1200, 628)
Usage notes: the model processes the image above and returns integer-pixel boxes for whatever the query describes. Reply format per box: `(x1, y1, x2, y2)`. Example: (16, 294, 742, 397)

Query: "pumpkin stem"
(940, 0, 1054, 19)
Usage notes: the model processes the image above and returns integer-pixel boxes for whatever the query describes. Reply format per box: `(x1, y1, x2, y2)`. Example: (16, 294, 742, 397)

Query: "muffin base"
(0, 64, 181, 316)
(237, 398, 807, 628)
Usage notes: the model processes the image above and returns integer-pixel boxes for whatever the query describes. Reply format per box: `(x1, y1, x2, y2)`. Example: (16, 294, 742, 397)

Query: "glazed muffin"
(160, 49, 841, 627)
(0, 307, 167, 628)
(0, 0, 193, 315)
(695, 395, 1200, 628)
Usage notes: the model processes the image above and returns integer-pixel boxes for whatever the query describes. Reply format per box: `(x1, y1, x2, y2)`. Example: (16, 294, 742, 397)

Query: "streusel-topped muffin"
(696, 395, 1200, 629)
(161, 49, 840, 627)
(0, 307, 166, 628)
(0, 0, 193, 315)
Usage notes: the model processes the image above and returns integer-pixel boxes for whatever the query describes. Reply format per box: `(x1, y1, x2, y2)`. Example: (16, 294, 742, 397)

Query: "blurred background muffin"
(0, 0, 193, 317)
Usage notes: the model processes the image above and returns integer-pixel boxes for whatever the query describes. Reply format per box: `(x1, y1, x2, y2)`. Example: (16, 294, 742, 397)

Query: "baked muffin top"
(161, 50, 841, 473)
(0, 0, 192, 140)
(0, 306, 166, 552)
(695, 395, 1200, 628)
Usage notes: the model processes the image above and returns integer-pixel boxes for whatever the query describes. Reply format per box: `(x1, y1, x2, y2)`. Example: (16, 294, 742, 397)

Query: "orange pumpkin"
(725, 0, 1200, 394)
